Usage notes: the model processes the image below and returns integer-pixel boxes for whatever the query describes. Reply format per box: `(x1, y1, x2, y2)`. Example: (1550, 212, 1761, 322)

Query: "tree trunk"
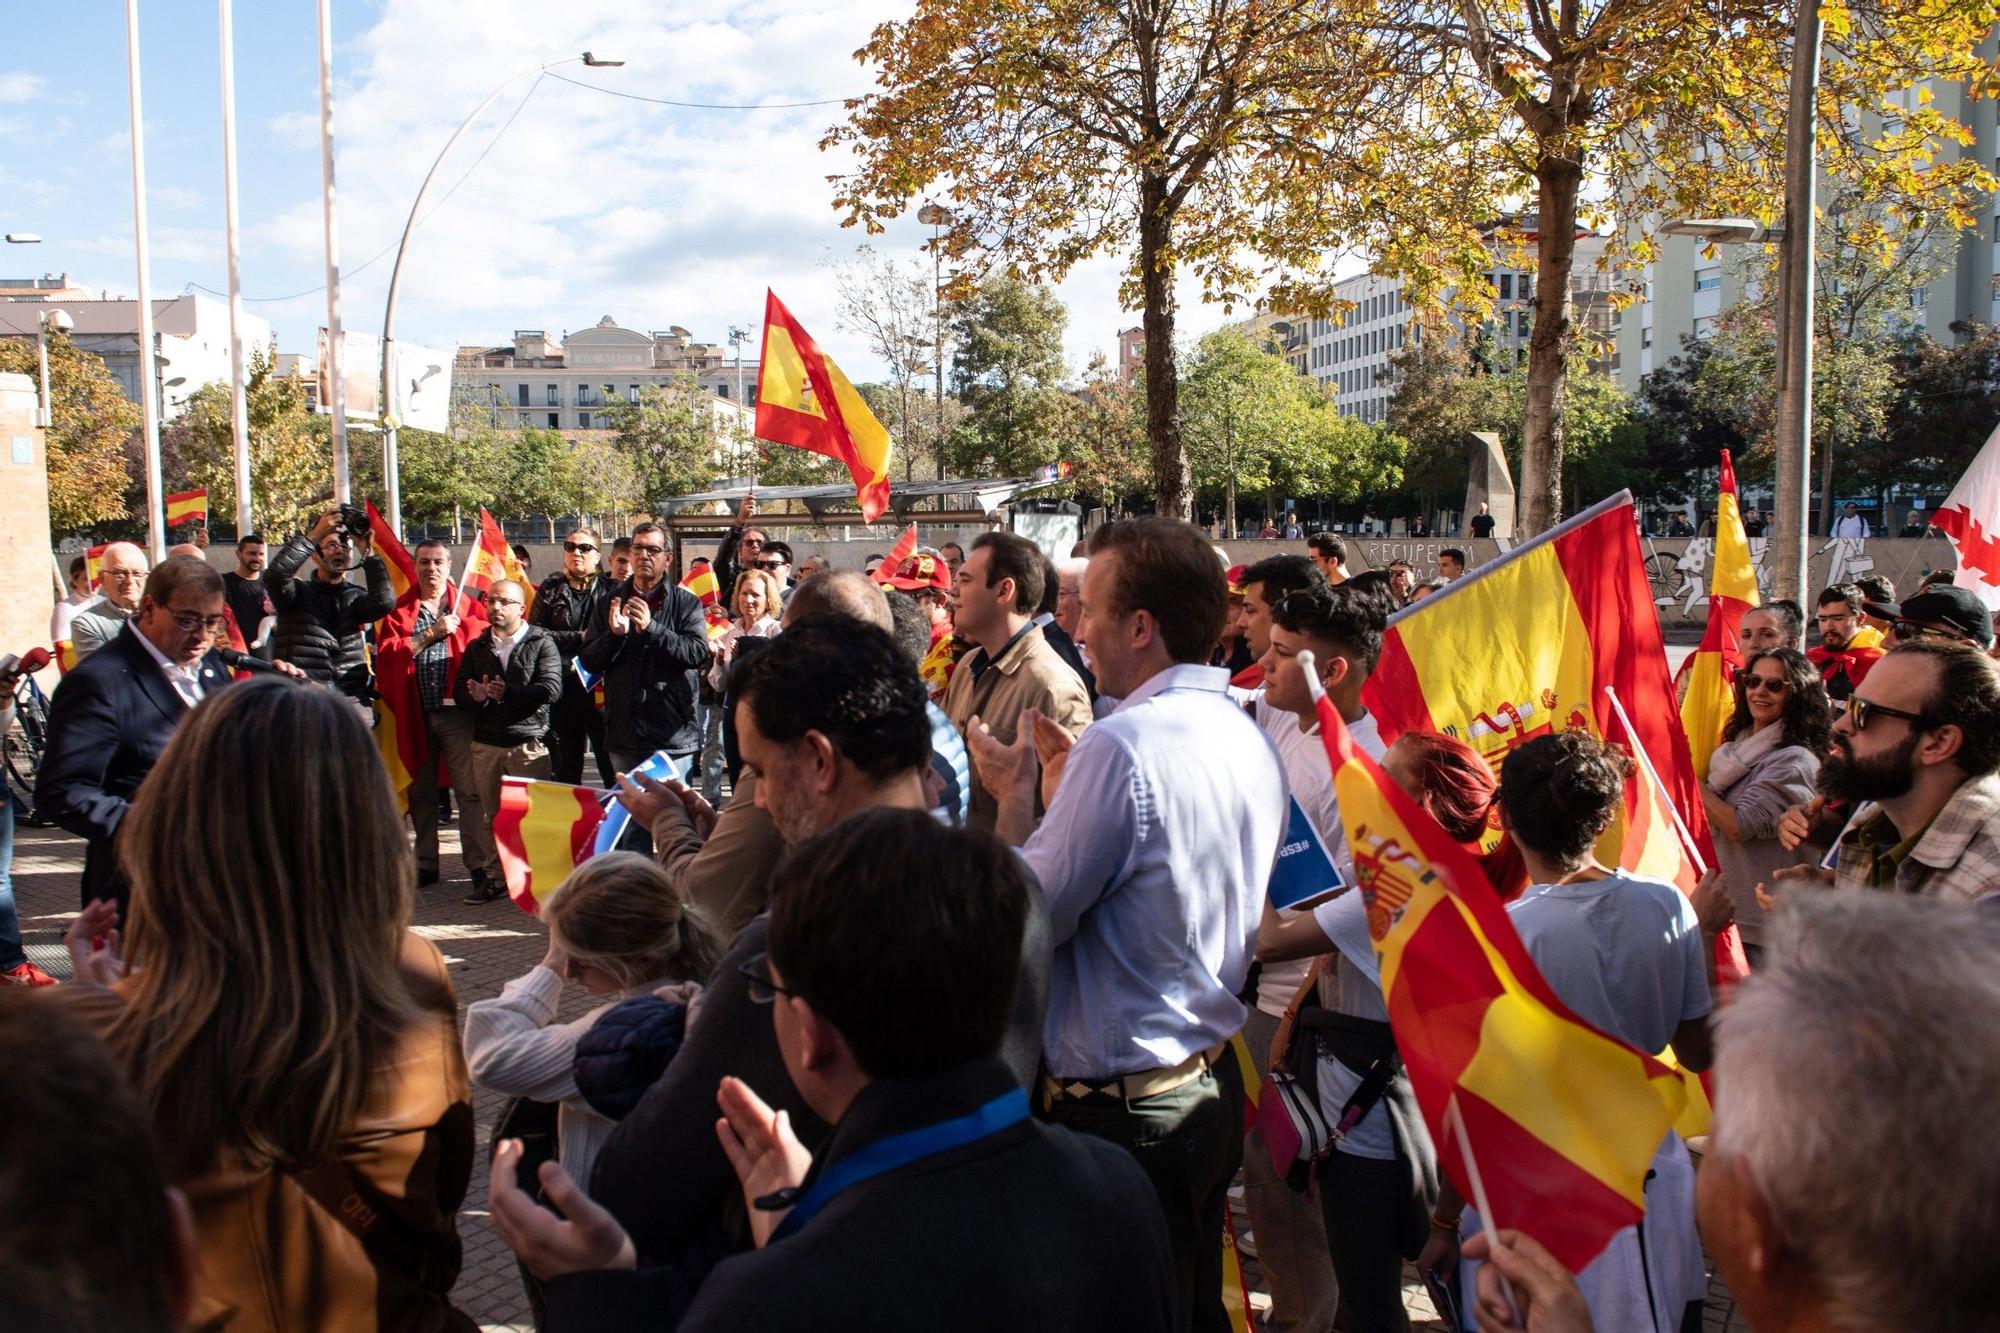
(1138, 172, 1190, 519)
(1518, 153, 1582, 536)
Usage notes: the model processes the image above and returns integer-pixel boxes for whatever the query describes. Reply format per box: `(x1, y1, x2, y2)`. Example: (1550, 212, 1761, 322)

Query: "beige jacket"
(942, 622, 1093, 828)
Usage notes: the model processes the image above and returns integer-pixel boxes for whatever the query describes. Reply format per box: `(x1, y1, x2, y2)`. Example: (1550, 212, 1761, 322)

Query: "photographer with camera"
(263, 504, 396, 707)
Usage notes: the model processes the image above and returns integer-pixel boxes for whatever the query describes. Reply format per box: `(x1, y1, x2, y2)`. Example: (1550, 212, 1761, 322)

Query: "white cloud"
(0, 72, 46, 105)
(268, 110, 319, 151)
(152, 184, 204, 211)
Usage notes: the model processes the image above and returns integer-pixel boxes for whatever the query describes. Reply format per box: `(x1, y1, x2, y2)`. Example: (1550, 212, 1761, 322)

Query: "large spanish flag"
(164, 488, 207, 526)
(756, 290, 892, 521)
(493, 777, 607, 914)
(1679, 452, 1759, 782)
(1362, 491, 1713, 887)
(1316, 681, 1687, 1272)
(367, 500, 418, 602)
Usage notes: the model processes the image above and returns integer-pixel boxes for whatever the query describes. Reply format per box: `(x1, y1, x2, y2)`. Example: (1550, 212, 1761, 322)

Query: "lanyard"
(770, 1088, 1030, 1242)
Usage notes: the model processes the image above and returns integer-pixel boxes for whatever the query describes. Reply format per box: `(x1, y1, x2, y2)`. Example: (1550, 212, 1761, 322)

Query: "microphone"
(17, 648, 50, 674)
(216, 647, 290, 677)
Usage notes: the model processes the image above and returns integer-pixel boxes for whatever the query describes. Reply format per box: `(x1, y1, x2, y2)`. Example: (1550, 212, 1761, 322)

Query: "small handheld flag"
(493, 777, 611, 913)
(164, 488, 208, 526)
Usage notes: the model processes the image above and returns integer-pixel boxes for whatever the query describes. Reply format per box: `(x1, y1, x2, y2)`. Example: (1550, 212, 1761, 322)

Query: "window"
(1520, 275, 1532, 301)
(1694, 267, 1721, 292)
(516, 383, 530, 407)
(1692, 316, 1717, 339)
(577, 384, 591, 406)
(546, 384, 559, 406)
(1499, 274, 1514, 300)
(717, 382, 730, 398)
(629, 384, 640, 403)
(579, 411, 591, 430)
(1642, 327, 1654, 349)
(547, 412, 559, 428)
(1912, 286, 1929, 309)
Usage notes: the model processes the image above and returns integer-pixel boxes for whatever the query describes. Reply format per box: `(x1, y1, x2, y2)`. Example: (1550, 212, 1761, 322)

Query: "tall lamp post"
(377, 51, 624, 539)
(917, 201, 951, 474)
(34, 309, 73, 429)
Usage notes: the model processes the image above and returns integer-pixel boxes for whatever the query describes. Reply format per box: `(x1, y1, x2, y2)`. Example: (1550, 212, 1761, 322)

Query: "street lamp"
(917, 201, 951, 473)
(34, 308, 73, 429)
(1657, 218, 1786, 246)
(4, 233, 41, 244)
(377, 51, 625, 538)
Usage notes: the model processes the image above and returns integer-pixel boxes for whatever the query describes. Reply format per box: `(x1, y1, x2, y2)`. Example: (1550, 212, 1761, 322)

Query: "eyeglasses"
(739, 536, 766, 549)
(563, 541, 597, 554)
(490, 596, 524, 608)
(1894, 620, 1966, 643)
(630, 543, 666, 556)
(1845, 695, 1931, 733)
(737, 952, 794, 1004)
(1741, 674, 1789, 695)
(167, 610, 230, 634)
(104, 570, 145, 584)
(754, 559, 787, 570)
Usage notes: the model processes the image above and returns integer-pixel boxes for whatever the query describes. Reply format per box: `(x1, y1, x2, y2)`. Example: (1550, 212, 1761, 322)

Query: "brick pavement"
(12, 815, 1749, 1333)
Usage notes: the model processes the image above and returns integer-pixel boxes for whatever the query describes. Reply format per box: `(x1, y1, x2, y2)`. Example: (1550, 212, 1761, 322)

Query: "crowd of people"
(5, 501, 2000, 1333)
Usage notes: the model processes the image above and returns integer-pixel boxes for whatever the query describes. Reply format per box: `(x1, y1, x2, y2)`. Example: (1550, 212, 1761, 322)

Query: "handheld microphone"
(0, 648, 51, 677)
(216, 647, 289, 677)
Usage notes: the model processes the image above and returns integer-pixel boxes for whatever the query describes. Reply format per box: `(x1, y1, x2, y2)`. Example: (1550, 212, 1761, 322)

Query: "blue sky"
(2, 0, 1225, 382)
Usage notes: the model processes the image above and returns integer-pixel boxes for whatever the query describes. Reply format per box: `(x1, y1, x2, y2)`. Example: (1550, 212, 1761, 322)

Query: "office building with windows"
(455, 317, 758, 432)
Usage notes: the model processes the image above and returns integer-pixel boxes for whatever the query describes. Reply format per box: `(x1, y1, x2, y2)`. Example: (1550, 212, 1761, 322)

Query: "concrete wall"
(1, 373, 57, 690)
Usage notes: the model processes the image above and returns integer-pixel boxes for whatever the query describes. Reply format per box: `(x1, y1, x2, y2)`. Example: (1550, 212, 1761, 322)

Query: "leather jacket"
(578, 578, 711, 756)
(263, 534, 395, 701)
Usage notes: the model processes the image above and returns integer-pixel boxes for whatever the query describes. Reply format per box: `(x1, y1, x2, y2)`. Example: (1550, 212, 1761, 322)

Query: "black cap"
(1873, 585, 1995, 649)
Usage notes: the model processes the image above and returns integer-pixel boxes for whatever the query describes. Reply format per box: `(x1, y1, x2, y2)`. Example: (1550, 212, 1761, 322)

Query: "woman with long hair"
(464, 851, 720, 1195)
(1698, 647, 1829, 959)
(74, 677, 474, 1333)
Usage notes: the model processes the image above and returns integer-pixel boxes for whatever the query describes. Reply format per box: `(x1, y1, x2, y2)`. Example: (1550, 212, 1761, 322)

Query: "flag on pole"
(374, 581, 488, 810)
(873, 525, 920, 584)
(85, 544, 108, 590)
(55, 640, 79, 675)
(1679, 451, 1760, 782)
(1362, 491, 1714, 891)
(367, 499, 417, 602)
(682, 562, 720, 606)
(164, 488, 208, 526)
(755, 290, 893, 521)
(493, 777, 609, 914)
(1313, 670, 1687, 1272)
(1929, 421, 2000, 611)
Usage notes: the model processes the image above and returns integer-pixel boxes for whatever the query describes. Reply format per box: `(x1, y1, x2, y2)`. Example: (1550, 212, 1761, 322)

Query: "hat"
(885, 551, 951, 593)
(1225, 563, 1248, 596)
(1870, 586, 1995, 649)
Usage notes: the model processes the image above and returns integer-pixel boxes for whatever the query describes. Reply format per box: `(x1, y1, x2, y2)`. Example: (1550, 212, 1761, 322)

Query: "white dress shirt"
(493, 621, 530, 672)
(131, 626, 207, 709)
(1020, 662, 1287, 1078)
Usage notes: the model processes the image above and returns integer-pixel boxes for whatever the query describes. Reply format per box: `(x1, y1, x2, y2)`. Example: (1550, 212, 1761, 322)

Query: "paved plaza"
(12, 811, 1746, 1332)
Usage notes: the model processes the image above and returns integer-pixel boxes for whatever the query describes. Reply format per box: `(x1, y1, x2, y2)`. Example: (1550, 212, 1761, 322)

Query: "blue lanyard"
(770, 1088, 1030, 1242)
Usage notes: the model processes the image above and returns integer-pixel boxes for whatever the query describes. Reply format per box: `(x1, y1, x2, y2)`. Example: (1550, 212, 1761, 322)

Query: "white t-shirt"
(1505, 871, 1711, 1053)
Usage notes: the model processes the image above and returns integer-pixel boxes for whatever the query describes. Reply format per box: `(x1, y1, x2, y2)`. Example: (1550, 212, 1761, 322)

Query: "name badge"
(1267, 795, 1347, 910)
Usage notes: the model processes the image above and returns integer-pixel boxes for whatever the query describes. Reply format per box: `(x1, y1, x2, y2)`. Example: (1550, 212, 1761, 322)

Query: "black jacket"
(591, 894, 1053, 1274)
(36, 623, 236, 915)
(550, 1057, 1172, 1333)
(1041, 617, 1097, 700)
(454, 624, 563, 747)
(531, 571, 615, 666)
(263, 534, 395, 700)
(578, 578, 711, 757)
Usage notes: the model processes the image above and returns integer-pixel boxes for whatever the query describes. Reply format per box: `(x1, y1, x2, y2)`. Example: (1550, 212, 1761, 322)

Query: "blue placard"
(1267, 795, 1347, 910)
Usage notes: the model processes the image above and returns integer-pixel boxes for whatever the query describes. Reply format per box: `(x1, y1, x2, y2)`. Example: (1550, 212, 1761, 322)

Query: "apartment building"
(0, 287, 271, 420)
(456, 316, 758, 432)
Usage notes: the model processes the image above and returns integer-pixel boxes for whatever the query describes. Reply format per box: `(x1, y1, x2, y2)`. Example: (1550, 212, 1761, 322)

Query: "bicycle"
(5, 674, 50, 825)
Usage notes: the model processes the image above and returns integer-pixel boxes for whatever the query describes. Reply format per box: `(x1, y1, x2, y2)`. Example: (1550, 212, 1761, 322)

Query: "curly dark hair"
(1498, 731, 1632, 870)
(1723, 648, 1832, 757)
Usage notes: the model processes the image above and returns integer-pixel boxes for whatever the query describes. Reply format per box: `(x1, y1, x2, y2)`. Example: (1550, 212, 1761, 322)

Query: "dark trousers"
(0, 790, 22, 971)
(550, 680, 611, 787)
(1042, 1053, 1243, 1333)
(1318, 1151, 1410, 1333)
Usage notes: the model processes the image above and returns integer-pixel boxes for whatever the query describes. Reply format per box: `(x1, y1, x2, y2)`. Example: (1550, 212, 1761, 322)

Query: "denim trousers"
(0, 790, 22, 970)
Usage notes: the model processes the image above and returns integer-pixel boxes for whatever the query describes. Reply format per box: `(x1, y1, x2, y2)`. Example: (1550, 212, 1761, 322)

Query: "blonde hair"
(542, 852, 721, 990)
(732, 568, 783, 623)
(112, 679, 419, 1178)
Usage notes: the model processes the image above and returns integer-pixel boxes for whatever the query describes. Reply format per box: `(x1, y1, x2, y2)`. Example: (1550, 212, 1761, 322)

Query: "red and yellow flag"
(55, 640, 78, 675)
(84, 544, 107, 591)
(1362, 491, 1714, 889)
(460, 508, 523, 607)
(872, 524, 919, 584)
(493, 777, 607, 913)
(367, 500, 418, 603)
(682, 562, 720, 606)
(1679, 452, 1760, 782)
(756, 290, 892, 522)
(164, 488, 207, 526)
(1316, 685, 1687, 1272)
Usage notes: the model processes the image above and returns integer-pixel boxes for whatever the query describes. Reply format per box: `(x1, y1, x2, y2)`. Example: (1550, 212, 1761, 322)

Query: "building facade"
(0, 288, 271, 420)
(455, 317, 759, 433)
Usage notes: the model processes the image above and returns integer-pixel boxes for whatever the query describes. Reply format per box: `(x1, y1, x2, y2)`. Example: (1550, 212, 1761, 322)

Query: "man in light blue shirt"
(970, 516, 1285, 1333)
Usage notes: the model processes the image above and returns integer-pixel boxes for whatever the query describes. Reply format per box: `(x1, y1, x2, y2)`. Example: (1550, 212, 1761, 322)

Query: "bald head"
(96, 542, 150, 611)
(166, 543, 205, 561)
(782, 570, 891, 632)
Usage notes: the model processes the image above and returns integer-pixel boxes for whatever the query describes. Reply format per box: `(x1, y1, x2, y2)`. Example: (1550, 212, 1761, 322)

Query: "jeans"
(1241, 1006, 1338, 1331)
(1043, 1052, 1244, 1333)
(0, 790, 22, 970)
(696, 698, 726, 804)
(1317, 1151, 1411, 1333)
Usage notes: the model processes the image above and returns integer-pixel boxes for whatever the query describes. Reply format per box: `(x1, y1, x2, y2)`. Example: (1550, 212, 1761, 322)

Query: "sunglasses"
(1893, 620, 1965, 643)
(1845, 695, 1931, 733)
(739, 536, 766, 549)
(737, 952, 794, 1004)
(1741, 674, 1789, 695)
(754, 559, 787, 570)
(563, 541, 598, 554)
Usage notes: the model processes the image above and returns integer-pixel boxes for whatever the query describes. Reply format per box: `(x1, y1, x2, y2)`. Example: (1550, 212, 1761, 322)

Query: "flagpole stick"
(1448, 1092, 1524, 1328)
(1603, 684, 1709, 878)
(451, 540, 479, 620)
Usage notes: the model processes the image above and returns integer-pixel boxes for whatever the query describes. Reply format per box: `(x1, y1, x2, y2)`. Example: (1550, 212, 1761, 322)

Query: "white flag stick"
(1448, 1091, 1523, 1328)
(1603, 684, 1709, 879)
(451, 541, 480, 620)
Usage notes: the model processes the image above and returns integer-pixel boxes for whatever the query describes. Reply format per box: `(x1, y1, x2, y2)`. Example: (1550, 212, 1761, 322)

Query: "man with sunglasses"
(38, 555, 255, 917)
(713, 493, 769, 606)
(1860, 585, 1995, 653)
(580, 521, 712, 777)
(1811, 640, 2000, 902)
(751, 541, 795, 601)
(533, 527, 617, 785)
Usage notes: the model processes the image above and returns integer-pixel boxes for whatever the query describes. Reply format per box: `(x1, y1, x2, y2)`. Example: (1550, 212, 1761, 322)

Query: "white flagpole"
(123, 0, 167, 563)
(1603, 684, 1709, 878)
(1447, 1092, 1524, 1327)
(451, 540, 480, 620)
(316, 0, 350, 501)
(218, 0, 252, 533)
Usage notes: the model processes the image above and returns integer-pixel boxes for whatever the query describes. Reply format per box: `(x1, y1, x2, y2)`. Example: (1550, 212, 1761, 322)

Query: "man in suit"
(456, 579, 563, 905)
(38, 555, 270, 917)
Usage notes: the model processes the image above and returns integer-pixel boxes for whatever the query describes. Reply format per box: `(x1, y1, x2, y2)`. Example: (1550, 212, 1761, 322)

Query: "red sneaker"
(0, 961, 57, 987)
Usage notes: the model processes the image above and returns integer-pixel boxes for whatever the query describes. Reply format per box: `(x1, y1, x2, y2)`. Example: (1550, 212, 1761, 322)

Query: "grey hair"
(1055, 556, 1089, 582)
(1710, 892, 2000, 1333)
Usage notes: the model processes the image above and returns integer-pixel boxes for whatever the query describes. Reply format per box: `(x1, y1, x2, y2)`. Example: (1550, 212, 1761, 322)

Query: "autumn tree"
(0, 332, 135, 534)
(828, 0, 1370, 519)
(949, 276, 1072, 476)
(495, 427, 580, 539)
(601, 373, 726, 504)
(831, 245, 953, 479)
(1058, 352, 1152, 512)
(1295, 0, 2000, 536)
(163, 347, 337, 538)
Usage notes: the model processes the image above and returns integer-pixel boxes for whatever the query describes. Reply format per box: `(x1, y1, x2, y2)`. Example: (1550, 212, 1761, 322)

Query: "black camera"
(332, 503, 370, 539)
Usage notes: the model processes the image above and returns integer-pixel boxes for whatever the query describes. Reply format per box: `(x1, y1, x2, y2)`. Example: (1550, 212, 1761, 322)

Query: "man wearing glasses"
(67, 542, 149, 662)
(457, 580, 563, 904)
(38, 556, 246, 917)
(752, 541, 796, 604)
(532, 527, 616, 785)
(580, 521, 712, 777)
(714, 493, 770, 606)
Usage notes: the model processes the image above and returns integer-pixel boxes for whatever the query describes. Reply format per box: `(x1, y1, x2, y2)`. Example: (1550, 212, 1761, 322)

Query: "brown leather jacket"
(60, 934, 476, 1332)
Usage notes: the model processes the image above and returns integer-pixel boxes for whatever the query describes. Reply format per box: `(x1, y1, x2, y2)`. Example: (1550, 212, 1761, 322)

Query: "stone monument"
(1464, 430, 1516, 541)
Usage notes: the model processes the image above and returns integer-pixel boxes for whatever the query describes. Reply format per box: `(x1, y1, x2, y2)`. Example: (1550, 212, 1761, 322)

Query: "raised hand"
(488, 1139, 636, 1280)
(715, 1076, 813, 1249)
(64, 898, 125, 986)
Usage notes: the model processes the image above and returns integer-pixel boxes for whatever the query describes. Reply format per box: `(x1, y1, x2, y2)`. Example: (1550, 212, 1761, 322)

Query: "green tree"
(832, 245, 952, 479)
(497, 427, 579, 538)
(0, 332, 135, 534)
(1879, 320, 2000, 501)
(948, 276, 1071, 476)
(567, 435, 647, 525)
(1056, 352, 1152, 512)
(601, 374, 725, 504)
(164, 348, 331, 538)
(396, 424, 506, 532)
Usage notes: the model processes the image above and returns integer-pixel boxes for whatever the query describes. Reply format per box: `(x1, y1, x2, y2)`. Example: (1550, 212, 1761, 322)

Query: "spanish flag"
(1315, 675, 1687, 1272)
(1678, 452, 1759, 782)
(493, 777, 608, 914)
(367, 499, 417, 603)
(756, 290, 892, 522)
(1362, 491, 1713, 890)
(55, 640, 78, 675)
(164, 488, 207, 526)
(872, 524, 919, 584)
(84, 544, 107, 590)
(681, 562, 720, 606)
